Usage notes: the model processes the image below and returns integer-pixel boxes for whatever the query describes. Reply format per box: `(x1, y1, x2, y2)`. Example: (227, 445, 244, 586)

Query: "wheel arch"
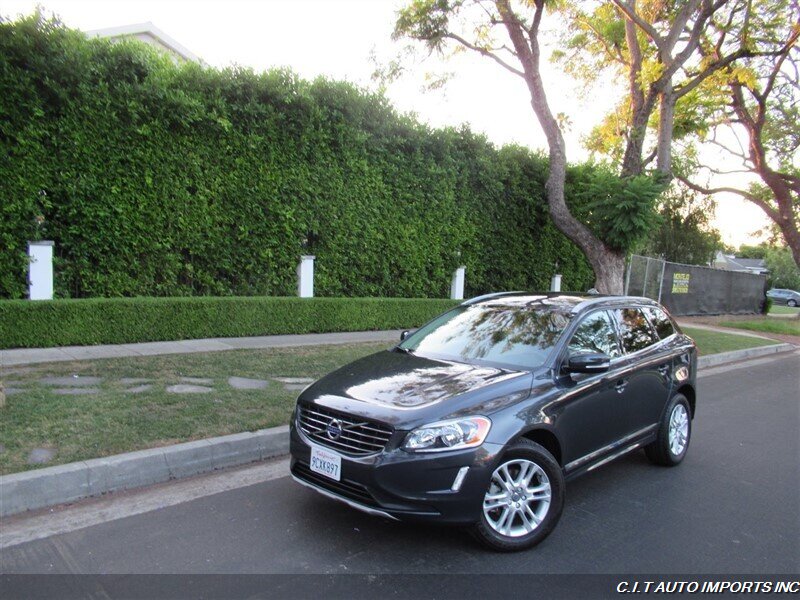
(518, 427, 563, 467)
(675, 383, 696, 419)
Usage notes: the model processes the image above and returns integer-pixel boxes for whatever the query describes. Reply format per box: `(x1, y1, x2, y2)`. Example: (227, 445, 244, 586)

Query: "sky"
(2, 0, 770, 248)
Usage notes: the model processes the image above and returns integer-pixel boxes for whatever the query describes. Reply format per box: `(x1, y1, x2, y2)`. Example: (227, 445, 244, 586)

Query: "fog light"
(450, 466, 469, 492)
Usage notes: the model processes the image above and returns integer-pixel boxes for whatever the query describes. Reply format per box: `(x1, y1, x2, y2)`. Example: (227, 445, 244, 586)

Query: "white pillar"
(550, 273, 562, 292)
(450, 266, 465, 300)
(297, 255, 315, 298)
(28, 241, 54, 300)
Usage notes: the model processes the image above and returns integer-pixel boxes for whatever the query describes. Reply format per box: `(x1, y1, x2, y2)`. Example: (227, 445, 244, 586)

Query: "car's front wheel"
(645, 393, 692, 466)
(472, 439, 564, 552)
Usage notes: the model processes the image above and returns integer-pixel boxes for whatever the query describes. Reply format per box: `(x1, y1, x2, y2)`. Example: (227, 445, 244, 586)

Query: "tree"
(640, 186, 723, 265)
(395, 1, 642, 293)
(675, 1, 800, 268)
(394, 0, 755, 292)
(765, 246, 800, 289)
(560, 0, 799, 267)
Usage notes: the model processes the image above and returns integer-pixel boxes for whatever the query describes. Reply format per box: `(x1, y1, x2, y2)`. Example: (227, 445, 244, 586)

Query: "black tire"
(788, 299, 797, 307)
(645, 393, 692, 466)
(471, 439, 565, 552)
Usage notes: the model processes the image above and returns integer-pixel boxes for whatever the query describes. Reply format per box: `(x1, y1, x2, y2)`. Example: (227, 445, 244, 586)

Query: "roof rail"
(460, 291, 529, 305)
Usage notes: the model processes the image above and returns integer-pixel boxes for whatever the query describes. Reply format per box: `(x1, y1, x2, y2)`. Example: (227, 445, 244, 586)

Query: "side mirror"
(400, 330, 412, 342)
(567, 353, 611, 374)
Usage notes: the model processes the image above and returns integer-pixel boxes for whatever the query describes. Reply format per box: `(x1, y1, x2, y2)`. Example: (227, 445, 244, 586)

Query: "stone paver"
(119, 378, 151, 385)
(52, 388, 99, 396)
(180, 377, 214, 385)
(273, 377, 314, 384)
(27, 448, 55, 465)
(283, 383, 310, 391)
(126, 384, 153, 394)
(40, 376, 103, 387)
(166, 384, 213, 394)
(228, 377, 270, 390)
(4, 388, 25, 396)
(0, 444, 5, 454)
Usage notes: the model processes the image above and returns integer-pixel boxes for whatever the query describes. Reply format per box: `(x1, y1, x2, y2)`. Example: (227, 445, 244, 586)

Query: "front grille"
(297, 404, 393, 456)
(292, 461, 378, 507)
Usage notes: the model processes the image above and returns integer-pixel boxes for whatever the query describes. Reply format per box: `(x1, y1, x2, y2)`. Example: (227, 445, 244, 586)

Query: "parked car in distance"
(289, 293, 697, 551)
(767, 288, 800, 307)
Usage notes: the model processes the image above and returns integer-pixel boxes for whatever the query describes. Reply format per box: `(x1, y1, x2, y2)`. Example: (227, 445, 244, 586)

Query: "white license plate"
(309, 445, 342, 482)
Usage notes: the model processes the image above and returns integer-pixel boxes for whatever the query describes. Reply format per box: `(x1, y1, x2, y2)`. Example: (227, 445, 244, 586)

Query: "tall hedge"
(0, 14, 595, 299)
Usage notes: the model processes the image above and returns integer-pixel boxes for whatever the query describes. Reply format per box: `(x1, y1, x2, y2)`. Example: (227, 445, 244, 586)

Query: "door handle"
(614, 379, 628, 393)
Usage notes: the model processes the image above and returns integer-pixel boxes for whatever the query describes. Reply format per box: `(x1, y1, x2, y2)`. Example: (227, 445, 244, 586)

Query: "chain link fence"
(625, 255, 767, 316)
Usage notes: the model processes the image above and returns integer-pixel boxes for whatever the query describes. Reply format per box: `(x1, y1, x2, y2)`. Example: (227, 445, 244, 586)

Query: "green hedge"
(0, 297, 461, 349)
(0, 14, 595, 300)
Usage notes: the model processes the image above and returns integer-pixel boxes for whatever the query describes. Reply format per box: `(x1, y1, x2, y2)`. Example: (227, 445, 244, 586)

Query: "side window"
(568, 311, 621, 358)
(614, 308, 659, 353)
(643, 307, 676, 339)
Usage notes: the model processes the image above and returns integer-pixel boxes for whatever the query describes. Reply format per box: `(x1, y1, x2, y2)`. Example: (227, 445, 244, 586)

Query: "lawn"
(0, 342, 388, 475)
(718, 317, 800, 337)
(681, 326, 780, 355)
(768, 304, 800, 316)
(0, 329, 781, 475)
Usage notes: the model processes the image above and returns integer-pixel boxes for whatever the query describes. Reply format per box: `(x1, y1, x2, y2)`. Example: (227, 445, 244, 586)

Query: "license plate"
(309, 445, 342, 481)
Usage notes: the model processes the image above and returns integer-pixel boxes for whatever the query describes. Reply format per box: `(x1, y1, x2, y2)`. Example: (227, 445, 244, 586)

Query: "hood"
(300, 350, 529, 424)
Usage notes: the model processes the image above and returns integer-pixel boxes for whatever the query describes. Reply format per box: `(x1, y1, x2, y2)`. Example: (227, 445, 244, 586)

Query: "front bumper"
(289, 421, 503, 525)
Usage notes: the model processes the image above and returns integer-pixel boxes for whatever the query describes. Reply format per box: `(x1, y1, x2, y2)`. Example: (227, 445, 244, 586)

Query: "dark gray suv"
(290, 293, 697, 551)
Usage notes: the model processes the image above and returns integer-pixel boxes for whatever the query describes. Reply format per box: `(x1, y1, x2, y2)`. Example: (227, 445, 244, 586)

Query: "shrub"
(0, 297, 462, 349)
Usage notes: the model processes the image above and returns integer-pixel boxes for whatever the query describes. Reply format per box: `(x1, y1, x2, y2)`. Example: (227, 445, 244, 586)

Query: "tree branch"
(610, 0, 662, 46)
(444, 32, 525, 77)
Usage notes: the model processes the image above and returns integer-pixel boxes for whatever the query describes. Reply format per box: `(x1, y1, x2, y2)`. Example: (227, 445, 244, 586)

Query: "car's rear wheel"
(472, 439, 564, 552)
(645, 393, 691, 466)
(788, 299, 797, 307)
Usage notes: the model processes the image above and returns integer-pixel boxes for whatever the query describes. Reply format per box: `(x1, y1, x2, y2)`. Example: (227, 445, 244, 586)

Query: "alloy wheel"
(482, 459, 551, 538)
(668, 404, 689, 456)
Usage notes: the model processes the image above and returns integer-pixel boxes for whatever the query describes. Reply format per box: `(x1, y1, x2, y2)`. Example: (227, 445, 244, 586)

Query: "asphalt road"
(2, 353, 798, 576)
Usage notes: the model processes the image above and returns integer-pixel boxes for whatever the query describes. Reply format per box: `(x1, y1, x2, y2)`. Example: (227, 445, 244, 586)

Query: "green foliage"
(0, 296, 460, 349)
(0, 13, 599, 299)
(569, 167, 665, 252)
(765, 247, 800, 290)
(737, 243, 770, 259)
(640, 186, 723, 265)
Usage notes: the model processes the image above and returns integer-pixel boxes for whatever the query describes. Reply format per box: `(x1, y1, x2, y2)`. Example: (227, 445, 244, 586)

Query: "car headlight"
(403, 416, 491, 452)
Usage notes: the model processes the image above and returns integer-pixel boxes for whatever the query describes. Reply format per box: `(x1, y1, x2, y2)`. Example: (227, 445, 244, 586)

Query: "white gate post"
(450, 266, 465, 300)
(550, 273, 562, 292)
(28, 241, 54, 300)
(297, 255, 315, 298)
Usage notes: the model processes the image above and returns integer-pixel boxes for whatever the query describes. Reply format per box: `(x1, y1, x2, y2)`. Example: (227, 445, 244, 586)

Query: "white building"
(85, 22, 202, 64)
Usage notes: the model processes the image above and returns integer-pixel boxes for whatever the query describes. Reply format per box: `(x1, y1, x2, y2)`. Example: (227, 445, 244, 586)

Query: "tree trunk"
(498, 0, 627, 294)
(655, 85, 676, 177)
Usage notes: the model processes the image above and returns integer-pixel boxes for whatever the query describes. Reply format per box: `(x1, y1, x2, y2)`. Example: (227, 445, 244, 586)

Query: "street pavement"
(1, 352, 798, 575)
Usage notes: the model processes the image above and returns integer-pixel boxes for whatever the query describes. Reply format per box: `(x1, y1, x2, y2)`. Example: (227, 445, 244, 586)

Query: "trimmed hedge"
(0, 297, 460, 349)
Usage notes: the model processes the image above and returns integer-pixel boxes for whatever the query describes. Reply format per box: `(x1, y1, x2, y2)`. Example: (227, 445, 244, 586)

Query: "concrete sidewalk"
(0, 330, 404, 367)
(0, 320, 786, 367)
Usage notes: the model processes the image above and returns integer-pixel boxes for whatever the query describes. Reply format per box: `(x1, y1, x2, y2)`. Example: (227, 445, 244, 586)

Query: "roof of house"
(85, 22, 202, 64)
(734, 258, 767, 269)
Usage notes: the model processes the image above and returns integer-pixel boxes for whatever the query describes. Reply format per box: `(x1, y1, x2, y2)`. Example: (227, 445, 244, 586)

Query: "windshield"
(398, 303, 574, 370)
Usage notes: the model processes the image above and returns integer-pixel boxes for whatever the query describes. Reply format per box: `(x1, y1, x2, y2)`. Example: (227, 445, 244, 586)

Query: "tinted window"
(644, 307, 676, 339)
(568, 311, 621, 358)
(399, 304, 573, 369)
(614, 308, 659, 353)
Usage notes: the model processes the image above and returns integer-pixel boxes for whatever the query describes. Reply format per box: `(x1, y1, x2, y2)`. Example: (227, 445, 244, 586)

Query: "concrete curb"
(0, 425, 289, 518)
(697, 342, 796, 368)
(1, 343, 796, 519)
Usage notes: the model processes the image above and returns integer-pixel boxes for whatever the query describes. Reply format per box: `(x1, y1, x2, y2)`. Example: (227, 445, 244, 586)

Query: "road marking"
(698, 349, 799, 378)
(0, 458, 290, 550)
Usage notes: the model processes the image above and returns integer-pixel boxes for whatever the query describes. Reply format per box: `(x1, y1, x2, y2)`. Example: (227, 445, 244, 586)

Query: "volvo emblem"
(326, 418, 343, 440)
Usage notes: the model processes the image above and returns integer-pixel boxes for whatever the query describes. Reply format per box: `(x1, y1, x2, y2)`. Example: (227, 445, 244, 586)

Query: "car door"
(611, 307, 672, 437)
(555, 310, 630, 466)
